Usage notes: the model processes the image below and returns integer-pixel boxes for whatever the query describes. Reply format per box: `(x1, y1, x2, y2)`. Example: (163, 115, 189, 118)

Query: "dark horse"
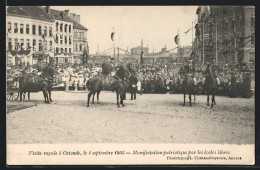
(18, 65, 57, 103)
(181, 65, 194, 106)
(182, 73, 194, 106)
(86, 64, 130, 107)
(204, 64, 217, 108)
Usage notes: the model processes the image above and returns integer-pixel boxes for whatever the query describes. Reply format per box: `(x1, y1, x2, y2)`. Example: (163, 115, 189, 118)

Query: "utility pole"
(202, 21, 205, 64)
(234, 19, 238, 63)
(113, 27, 115, 59)
(141, 39, 143, 65)
(216, 23, 218, 64)
(192, 21, 194, 45)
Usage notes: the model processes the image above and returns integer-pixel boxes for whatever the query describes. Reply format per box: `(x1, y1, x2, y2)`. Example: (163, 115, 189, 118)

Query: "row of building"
(6, 6, 89, 65)
(193, 6, 255, 64)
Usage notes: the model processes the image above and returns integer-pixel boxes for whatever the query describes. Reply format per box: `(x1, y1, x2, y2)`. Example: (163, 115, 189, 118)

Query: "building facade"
(6, 6, 89, 65)
(178, 46, 192, 58)
(130, 46, 149, 56)
(68, 12, 88, 64)
(49, 8, 74, 64)
(194, 6, 255, 64)
(6, 6, 55, 65)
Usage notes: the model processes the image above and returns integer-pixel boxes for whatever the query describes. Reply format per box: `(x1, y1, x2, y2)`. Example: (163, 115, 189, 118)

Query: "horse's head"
(42, 64, 59, 77)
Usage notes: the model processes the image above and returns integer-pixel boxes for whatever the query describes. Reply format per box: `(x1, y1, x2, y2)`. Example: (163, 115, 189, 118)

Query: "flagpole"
(202, 21, 205, 64)
(113, 27, 115, 59)
(192, 21, 193, 46)
(234, 19, 237, 63)
(216, 23, 218, 64)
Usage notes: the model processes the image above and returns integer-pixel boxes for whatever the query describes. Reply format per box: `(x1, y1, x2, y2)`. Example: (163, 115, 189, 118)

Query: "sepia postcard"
(6, 5, 255, 165)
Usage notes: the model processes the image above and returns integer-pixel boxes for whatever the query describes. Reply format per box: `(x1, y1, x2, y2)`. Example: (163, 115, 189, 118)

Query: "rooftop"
(7, 6, 54, 22)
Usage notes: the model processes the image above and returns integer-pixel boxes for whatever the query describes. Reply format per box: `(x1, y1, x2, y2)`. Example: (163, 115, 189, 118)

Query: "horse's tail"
(86, 80, 91, 90)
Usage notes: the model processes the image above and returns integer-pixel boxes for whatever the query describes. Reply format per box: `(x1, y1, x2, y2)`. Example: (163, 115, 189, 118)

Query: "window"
(26, 39, 30, 50)
(79, 44, 82, 51)
(14, 38, 18, 50)
(60, 39, 63, 44)
(20, 39, 24, 50)
(251, 14, 255, 33)
(14, 23, 18, 33)
(49, 41, 52, 50)
(60, 48, 63, 53)
(39, 40, 42, 51)
(8, 38, 12, 50)
(8, 22, 12, 33)
(60, 23, 63, 32)
(69, 36, 71, 44)
(69, 48, 71, 53)
(33, 39, 36, 51)
(44, 26, 47, 36)
(231, 20, 235, 31)
(251, 33, 255, 45)
(32, 25, 36, 35)
(43, 40, 47, 51)
(56, 22, 59, 32)
(20, 24, 24, 34)
(26, 24, 30, 34)
(69, 25, 71, 33)
(49, 27, 52, 37)
(56, 47, 59, 53)
(239, 16, 243, 27)
(65, 24, 67, 32)
(65, 48, 67, 53)
(224, 20, 228, 29)
(38, 25, 42, 35)
(65, 36, 67, 44)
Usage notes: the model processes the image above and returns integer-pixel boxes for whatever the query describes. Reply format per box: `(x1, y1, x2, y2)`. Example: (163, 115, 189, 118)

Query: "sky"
(53, 6, 198, 55)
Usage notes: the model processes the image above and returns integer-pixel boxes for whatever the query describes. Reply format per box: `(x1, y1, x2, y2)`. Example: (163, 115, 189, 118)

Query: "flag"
(184, 28, 192, 35)
(174, 35, 179, 45)
(111, 32, 115, 41)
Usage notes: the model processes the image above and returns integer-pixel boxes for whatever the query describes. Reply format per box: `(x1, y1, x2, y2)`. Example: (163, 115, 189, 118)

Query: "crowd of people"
(6, 57, 255, 98)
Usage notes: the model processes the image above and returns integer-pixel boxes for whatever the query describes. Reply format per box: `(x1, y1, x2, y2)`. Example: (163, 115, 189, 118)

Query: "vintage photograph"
(6, 5, 255, 165)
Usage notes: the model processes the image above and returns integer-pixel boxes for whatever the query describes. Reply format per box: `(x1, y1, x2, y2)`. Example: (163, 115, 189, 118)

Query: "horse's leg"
(183, 93, 186, 106)
(92, 92, 95, 104)
(189, 93, 192, 107)
(20, 90, 23, 102)
(87, 92, 92, 107)
(43, 90, 47, 103)
(211, 95, 214, 108)
(120, 93, 124, 107)
(207, 94, 210, 106)
(213, 94, 216, 105)
(44, 89, 49, 103)
(116, 92, 120, 107)
(48, 89, 52, 102)
(193, 88, 196, 102)
(97, 90, 101, 104)
(23, 92, 26, 101)
(28, 91, 30, 101)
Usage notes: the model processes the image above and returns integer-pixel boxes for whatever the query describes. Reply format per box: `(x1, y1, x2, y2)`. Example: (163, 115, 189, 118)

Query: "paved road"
(7, 91, 255, 144)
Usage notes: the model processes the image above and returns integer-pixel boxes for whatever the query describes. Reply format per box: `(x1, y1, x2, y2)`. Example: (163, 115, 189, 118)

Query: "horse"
(18, 65, 57, 103)
(180, 65, 196, 106)
(86, 65, 131, 107)
(204, 64, 217, 108)
(182, 73, 194, 106)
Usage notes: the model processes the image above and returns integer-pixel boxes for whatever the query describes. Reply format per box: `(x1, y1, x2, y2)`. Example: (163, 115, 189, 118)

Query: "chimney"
(73, 14, 76, 21)
(69, 13, 74, 20)
(61, 12, 65, 19)
(64, 10, 69, 17)
(46, 6, 50, 14)
(76, 15, 80, 24)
